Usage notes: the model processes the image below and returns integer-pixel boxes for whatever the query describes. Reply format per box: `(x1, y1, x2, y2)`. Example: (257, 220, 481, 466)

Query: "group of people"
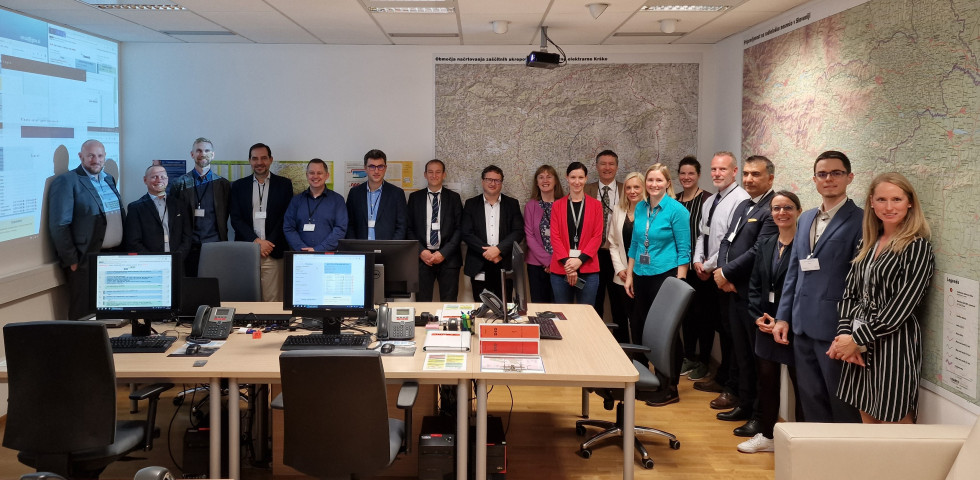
(50, 139, 935, 457)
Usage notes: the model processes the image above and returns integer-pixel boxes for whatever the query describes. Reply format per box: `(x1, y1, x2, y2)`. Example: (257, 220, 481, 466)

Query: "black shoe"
(717, 406, 752, 421)
(733, 419, 764, 437)
(644, 388, 679, 407)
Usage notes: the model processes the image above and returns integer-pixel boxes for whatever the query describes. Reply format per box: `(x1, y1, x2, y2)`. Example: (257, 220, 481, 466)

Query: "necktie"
(429, 192, 440, 247)
(600, 185, 611, 245)
(703, 193, 722, 255)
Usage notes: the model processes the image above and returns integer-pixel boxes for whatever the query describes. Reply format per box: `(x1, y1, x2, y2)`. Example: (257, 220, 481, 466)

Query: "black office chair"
(197, 241, 261, 302)
(575, 276, 694, 469)
(272, 350, 418, 479)
(2, 321, 173, 479)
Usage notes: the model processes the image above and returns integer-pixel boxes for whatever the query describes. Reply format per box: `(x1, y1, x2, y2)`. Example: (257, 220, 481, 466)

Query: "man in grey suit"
(584, 150, 625, 321)
(48, 139, 125, 319)
(772, 150, 863, 423)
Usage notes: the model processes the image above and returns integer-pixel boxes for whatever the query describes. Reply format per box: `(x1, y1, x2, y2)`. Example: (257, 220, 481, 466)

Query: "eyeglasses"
(482, 178, 503, 185)
(770, 205, 796, 212)
(814, 170, 847, 180)
(366, 164, 387, 171)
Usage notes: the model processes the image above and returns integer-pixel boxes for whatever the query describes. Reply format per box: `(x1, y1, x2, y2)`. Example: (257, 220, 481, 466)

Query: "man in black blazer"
(461, 165, 525, 300)
(169, 137, 231, 276)
(712, 156, 778, 427)
(407, 159, 464, 302)
(345, 149, 407, 240)
(229, 143, 294, 301)
(124, 165, 192, 258)
(48, 139, 125, 319)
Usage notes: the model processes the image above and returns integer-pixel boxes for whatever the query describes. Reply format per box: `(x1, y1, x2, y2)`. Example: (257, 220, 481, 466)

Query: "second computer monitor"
(337, 239, 419, 300)
(283, 251, 373, 335)
(90, 252, 181, 336)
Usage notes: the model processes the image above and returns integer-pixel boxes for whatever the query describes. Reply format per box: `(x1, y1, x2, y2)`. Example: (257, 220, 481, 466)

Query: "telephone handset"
(190, 305, 235, 342)
(478, 289, 508, 321)
(376, 303, 390, 339)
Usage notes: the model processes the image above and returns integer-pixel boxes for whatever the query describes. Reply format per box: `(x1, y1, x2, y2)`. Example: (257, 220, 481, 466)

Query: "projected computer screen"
(288, 252, 369, 310)
(0, 8, 120, 243)
(93, 254, 173, 313)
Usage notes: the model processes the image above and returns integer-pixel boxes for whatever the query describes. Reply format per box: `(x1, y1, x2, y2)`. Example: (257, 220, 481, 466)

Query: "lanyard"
(368, 187, 382, 220)
(642, 201, 662, 252)
(194, 171, 212, 208)
(256, 179, 267, 212)
(569, 200, 584, 248)
(306, 190, 324, 222)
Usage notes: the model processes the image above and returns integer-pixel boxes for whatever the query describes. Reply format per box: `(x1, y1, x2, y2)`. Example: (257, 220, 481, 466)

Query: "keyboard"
(280, 334, 371, 351)
(233, 313, 294, 328)
(528, 316, 563, 340)
(110, 335, 177, 353)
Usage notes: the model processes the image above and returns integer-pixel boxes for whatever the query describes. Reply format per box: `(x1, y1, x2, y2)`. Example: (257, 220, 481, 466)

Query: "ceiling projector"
(526, 51, 561, 69)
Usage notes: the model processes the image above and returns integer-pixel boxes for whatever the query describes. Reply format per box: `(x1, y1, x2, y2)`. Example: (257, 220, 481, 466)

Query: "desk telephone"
(377, 304, 415, 340)
(190, 305, 235, 342)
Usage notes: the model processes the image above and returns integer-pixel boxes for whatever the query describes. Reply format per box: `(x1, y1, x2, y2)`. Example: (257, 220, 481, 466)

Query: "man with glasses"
(345, 149, 407, 240)
(124, 164, 192, 258)
(170, 137, 231, 276)
(461, 165, 525, 300)
(48, 139, 125, 319)
(407, 159, 464, 302)
(772, 150, 862, 423)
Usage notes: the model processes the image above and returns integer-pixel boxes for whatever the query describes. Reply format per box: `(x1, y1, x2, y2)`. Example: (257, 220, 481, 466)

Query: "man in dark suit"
(407, 159, 463, 302)
(48, 139, 125, 319)
(773, 150, 863, 424)
(169, 137, 231, 276)
(461, 165, 525, 300)
(584, 149, 625, 320)
(229, 143, 294, 302)
(124, 165, 192, 257)
(712, 155, 778, 427)
(346, 149, 407, 240)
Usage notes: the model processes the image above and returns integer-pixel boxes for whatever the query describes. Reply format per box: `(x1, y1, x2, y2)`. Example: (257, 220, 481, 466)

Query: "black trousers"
(630, 269, 682, 387)
(725, 293, 758, 408)
(608, 282, 633, 344)
(65, 263, 93, 320)
(417, 259, 460, 302)
(185, 242, 202, 277)
(682, 274, 716, 364)
(711, 287, 733, 387)
(593, 248, 616, 319)
(756, 358, 803, 437)
(470, 262, 505, 301)
(526, 263, 553, 304)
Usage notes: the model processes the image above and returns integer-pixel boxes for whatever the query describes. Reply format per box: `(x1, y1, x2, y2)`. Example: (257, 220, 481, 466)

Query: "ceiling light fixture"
(641, 5, 729, 12)
(369, 7, 454, 13)
(491, 20, 509, 34)
(587, 3, 609, 20)
(90, 4, 186, 10)
(660, 19, 678, 34)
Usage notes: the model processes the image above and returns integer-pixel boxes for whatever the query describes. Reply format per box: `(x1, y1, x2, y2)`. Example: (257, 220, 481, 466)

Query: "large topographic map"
(435, 63, 699, 201)
(743, 0, 980, 407)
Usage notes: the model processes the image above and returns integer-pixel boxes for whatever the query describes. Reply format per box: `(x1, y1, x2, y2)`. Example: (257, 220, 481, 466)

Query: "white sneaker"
(737, 433, 774, 453)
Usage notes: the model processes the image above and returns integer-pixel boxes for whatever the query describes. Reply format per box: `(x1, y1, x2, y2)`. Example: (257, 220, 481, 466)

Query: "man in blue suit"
(229, 143, 294, 301)
(124, 165, 192, 257)
(773, 150, 862, 423)
(48, 139, 125, 319)
(345, 149, 407, 240)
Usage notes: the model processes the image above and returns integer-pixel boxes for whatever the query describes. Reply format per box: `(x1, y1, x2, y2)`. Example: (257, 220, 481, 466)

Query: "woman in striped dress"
(829, 172, 934, 423)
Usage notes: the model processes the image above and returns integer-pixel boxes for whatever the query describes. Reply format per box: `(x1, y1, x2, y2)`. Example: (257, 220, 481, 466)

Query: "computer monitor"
(337, 239, 419, 300)
(500, 243, 529, 321)
(90, 252, 180, 337)
(283, 251, 373, 335)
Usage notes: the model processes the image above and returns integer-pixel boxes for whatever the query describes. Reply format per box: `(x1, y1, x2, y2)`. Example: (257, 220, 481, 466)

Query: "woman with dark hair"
(549, 162, 603, 305)
(675, 156, 714, 380)
(830, 172, 934, 424)
(524, 164, 564, 303)
(737, 190, 804, 454)
(283, 158, 348, 251)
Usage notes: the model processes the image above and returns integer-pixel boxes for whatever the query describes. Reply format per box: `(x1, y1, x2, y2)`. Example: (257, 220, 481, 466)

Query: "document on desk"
(481, 355, 545, 373)
(422, 330, 471, 352)
(423, 352, 468, 371)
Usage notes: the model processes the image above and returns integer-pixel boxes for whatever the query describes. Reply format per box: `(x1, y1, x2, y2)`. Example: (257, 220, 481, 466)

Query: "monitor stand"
(131, 318, 152, 337)
(322, 317, 342, 336)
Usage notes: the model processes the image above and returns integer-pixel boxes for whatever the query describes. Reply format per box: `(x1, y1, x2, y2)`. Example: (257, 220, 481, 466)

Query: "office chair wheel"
(578, 448, 592, 459)
(575, 425, 587, 436)
(642, 458, 654, 469)
(670, 439, 681, 449)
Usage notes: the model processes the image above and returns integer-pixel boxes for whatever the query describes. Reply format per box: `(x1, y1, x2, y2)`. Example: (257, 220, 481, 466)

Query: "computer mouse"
(186, 344, 202, 355)
(380, 343, 395, 354)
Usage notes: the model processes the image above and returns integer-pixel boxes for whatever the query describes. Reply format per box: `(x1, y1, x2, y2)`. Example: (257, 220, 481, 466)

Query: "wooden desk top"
(0, 303, 638, 386)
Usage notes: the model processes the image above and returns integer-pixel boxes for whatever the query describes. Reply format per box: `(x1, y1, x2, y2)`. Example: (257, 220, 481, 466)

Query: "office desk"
(0, 303, 638, 480)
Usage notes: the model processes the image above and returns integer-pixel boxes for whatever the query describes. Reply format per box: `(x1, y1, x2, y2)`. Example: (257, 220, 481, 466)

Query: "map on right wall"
(743, 0, 980, 409)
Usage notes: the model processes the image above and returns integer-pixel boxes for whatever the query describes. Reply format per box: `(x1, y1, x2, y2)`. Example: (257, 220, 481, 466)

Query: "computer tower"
(419, 416, 456, 480)
(470, 416, 507, 479)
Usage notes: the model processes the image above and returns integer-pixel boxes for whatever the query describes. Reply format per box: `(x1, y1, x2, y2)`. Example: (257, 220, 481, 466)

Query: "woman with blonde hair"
(606, 171, 646, 343)
(829, 172, 934, 424)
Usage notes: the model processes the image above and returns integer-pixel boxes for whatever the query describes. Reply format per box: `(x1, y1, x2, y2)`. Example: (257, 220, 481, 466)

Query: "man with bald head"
(48, 139, 125, 319)
(124, 164, 193, 257)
